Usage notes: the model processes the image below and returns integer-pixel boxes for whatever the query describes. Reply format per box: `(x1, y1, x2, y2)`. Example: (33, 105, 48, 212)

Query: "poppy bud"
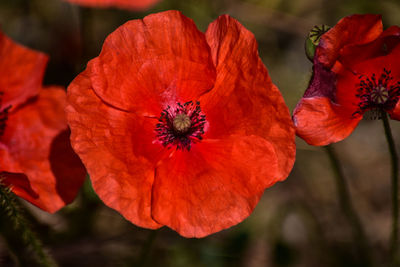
(305, 25, 330, 62)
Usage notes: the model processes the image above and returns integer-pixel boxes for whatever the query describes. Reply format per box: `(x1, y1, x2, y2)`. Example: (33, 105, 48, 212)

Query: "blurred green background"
(1, 0, 400, 266)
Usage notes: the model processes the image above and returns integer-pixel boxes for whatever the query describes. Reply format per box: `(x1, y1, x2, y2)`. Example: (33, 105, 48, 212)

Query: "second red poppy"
(294, 14, 400, 146)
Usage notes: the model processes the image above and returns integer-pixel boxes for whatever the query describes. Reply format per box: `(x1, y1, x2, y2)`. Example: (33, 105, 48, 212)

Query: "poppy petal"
(1, 172, 39, 202)
(89, 10, 216, 115)
(293, 97, 362, 146)
(0, 31, 48, 109)
(151, 135, 279, 238)
(0, 87, 84, 212)
(66, 71, 163, 229)
(390, 101, 400, 120)
(316, 14, 382, 68)
(65, 0, 160, 10)
(49, 129, 87, 205)
(201, 14, 295, 180)
(339, 37, 400, 78)
(339, 26, 400, 69)
(302, 62, 339, 104)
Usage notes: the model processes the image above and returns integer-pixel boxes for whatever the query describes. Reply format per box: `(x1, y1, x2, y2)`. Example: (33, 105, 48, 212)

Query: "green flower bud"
(305, 25, 330, 62)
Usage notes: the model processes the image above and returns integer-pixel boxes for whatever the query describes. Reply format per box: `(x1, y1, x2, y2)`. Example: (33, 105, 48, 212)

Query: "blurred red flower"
(65, 0, 159, 11)
(66, 10, 295, 237)
(293, 14, 400, 146)
(0, 31, 86, 213)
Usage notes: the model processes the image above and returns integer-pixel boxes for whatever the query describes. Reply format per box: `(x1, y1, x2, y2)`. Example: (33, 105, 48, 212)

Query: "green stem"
(0, 181, 56, 267)
(381, 112, 399, 265)
(325, 145, 371, 265)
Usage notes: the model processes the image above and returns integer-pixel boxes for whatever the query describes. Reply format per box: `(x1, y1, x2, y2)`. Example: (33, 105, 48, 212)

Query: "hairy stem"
(0, 181, 56, 266)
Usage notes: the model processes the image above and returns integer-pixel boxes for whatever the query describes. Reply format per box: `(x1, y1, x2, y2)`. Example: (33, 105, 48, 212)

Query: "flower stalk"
(0, 180, 56, 267)
(324, 145, 370, 265)
(381, 111, 400, 265)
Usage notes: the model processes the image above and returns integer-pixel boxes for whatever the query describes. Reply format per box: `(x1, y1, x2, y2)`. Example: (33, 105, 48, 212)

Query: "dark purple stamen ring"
(353, 68, 400, 118)
(155, 101, 206, 150)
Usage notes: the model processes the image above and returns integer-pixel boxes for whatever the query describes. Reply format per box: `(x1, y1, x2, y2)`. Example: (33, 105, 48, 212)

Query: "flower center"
(370, 85, 389, 104)
(155, 101, 206, 150)
(354, 69, 400, 118)
(0, 92, 10, 138)
(173, 113, 191, 133)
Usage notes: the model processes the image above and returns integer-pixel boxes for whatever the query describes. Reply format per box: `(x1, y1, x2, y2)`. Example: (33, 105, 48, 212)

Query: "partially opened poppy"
(66, 10, 296, 237)
(293, 14, 400, 146)
(0, 31, 86, 212)
(64, 0, 159, 11)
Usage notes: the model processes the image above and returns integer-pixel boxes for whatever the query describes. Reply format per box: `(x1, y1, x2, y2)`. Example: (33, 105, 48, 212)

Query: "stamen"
(155, 101, 206, 150)
(353, 69, 400, 119)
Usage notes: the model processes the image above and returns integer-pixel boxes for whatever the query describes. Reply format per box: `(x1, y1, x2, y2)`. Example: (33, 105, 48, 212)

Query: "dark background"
(1, 0, 400, 266)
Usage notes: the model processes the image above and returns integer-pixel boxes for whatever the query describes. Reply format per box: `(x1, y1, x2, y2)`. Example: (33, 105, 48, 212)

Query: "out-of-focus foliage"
(0, 0, 400, 266)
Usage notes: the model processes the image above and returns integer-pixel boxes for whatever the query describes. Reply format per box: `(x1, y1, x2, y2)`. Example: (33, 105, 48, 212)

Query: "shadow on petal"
(49, 129, 86, 205)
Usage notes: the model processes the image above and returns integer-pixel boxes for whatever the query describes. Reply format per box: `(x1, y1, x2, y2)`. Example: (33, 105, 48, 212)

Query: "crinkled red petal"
(0, 87, 84, 212)
(316, 14, 382, 68)
(66, 71, 163, 229)
(0, 31, 48, 109)
(201, 14, 295, 180)
(293, 97, 362, 146)
(339, 26, 400, 70)
(89, 10, 216, 116)
(151, 135, 279, 238)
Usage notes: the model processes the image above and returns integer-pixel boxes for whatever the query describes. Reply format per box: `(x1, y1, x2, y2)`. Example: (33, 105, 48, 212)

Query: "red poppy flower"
(293, 14, 400, 146)
(65, 0, 159, 11)
(66, 10, 295, 237)
(0, 31, 86, 212)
